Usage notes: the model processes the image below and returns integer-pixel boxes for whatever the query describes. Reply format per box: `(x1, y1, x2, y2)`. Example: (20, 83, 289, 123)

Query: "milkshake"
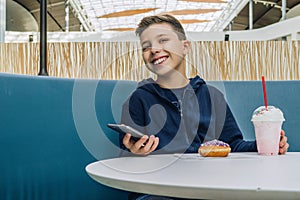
(251, 106, 285, 155)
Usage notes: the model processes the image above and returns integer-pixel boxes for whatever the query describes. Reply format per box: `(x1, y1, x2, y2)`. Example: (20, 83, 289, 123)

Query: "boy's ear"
(182, 40, 191, 55)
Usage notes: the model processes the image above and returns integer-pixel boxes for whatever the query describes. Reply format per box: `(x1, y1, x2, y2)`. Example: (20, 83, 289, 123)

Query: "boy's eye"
(159, 38, 169, 43)
(142, 45, 151, 52)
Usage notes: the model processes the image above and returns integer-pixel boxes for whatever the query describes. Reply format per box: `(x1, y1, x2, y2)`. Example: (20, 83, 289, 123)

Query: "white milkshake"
(251, 106, 285, 155)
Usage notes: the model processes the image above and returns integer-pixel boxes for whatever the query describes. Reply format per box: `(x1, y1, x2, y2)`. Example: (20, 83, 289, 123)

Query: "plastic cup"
(251, 106, 285, 156)
(252, 121, 283, 155)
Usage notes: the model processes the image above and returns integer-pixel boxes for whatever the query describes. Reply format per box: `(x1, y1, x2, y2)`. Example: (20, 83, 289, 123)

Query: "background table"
(86, 153, 300, 200)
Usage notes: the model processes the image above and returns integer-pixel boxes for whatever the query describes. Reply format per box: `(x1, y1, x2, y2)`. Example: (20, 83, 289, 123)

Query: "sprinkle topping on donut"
(201, 139, 230, 147)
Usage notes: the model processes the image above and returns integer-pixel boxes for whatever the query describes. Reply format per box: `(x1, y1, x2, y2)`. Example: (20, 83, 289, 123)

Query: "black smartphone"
(107, 124, 145, 139)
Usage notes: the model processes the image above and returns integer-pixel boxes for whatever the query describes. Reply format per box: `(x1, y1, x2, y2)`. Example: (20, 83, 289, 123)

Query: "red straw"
(262, 75, 268, 110)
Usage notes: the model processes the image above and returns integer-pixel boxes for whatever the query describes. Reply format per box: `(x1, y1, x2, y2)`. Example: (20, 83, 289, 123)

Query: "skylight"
(69, 0, 248, 34)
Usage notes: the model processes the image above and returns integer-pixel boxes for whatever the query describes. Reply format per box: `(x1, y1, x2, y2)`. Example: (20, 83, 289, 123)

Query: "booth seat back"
(0, 73, 135, 200)
(0, 73, 299, 200)
(213, 80, 299, 150)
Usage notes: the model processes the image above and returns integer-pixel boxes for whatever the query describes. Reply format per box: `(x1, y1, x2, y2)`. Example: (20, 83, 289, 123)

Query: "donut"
(198, 139, 231, 157)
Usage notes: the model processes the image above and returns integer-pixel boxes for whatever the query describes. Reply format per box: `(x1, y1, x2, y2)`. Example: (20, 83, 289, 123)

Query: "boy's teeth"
(153, 57, 166, 65)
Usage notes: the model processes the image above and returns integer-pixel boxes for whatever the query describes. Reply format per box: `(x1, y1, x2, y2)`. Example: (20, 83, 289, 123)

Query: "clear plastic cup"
(251, 106, 285, 156)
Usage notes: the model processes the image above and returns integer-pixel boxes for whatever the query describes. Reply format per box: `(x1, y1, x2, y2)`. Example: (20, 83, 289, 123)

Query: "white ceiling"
(70, 0, 248, 34)
(6, 0, 38, 31)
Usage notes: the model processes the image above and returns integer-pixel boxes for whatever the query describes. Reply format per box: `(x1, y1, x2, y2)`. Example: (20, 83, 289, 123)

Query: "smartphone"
(107, 124, 145, 139)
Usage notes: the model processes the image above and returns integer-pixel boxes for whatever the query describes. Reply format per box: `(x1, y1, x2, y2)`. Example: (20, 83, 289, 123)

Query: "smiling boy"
(119, 14, 288, 200)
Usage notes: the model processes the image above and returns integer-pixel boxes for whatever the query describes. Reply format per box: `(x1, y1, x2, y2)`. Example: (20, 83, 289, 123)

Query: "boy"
(119, 14, 289, 200)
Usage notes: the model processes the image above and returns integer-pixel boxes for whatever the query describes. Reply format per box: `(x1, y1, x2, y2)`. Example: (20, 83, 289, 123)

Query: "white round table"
(86, 152, 300, 200)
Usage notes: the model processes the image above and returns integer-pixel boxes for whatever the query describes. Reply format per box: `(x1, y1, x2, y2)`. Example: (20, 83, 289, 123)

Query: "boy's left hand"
(279, 130, 289, 154)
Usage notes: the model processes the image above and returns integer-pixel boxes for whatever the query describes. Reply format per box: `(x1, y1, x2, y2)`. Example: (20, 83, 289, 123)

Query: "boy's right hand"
(123, 133, 159, 155)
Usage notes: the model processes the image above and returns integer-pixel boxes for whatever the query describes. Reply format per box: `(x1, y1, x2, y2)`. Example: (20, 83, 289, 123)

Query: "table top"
(86, 152, 300, 200)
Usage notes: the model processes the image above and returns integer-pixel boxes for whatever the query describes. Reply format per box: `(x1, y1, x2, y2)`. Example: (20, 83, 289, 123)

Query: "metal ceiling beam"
(211, 0, 249, 31)
(30, 2, 65, 13)
(69, 0, 94, 31)
(35, 0, 64, 31)
(253, 0, 290, 10)
(245, 0, 281, 30)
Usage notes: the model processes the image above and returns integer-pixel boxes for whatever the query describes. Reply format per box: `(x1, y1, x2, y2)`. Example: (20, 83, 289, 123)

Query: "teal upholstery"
(0, 73, 135, 200)
(211, 80, 299, 150)
(0, 73, 298, 200)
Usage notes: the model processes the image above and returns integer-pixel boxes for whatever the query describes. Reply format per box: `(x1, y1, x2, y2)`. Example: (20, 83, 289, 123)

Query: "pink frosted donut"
(198, 139, 231, 157)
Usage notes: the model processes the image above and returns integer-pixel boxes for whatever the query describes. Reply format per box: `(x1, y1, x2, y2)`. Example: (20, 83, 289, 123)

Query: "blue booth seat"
(0, 73, 135, 200)
(0, 73, 299, 200)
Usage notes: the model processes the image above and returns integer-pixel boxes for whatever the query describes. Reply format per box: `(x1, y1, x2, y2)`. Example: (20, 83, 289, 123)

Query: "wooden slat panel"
(104, 28, 136, 31)
(166, 9, 221, 15)
(98, 8, 157, 18)
(178, 0, 226, 3)
(180, 19, 211, 24)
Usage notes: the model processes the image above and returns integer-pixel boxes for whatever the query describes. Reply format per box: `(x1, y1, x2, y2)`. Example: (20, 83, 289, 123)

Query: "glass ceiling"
(70, 0, 248, 34)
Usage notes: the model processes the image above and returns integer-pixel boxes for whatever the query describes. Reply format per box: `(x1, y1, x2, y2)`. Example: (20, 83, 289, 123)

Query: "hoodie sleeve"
(210, 87, 257, 152)
(220, 104, 257, 152)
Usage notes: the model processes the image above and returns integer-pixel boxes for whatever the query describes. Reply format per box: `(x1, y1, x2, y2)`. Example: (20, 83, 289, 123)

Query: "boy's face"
(139, 23, 189, 77)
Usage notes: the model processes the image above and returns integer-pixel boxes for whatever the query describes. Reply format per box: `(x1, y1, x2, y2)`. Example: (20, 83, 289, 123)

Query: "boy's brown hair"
(135, 14, 187, 40)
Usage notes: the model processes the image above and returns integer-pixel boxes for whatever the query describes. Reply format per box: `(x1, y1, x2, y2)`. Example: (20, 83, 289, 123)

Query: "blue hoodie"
(120, 75, 257, 154)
